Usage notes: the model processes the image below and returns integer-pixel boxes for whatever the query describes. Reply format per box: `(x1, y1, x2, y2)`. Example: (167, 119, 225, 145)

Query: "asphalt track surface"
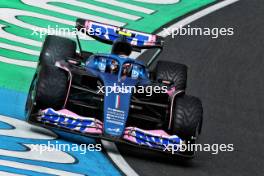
(118, 1, 264, 176)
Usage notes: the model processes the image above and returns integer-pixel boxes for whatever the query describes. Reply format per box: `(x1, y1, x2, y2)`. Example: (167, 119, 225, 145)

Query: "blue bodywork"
(85, 54, 150, 137)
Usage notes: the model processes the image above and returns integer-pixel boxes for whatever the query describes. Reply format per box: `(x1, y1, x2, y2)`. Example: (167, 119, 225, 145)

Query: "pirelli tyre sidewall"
(172, 95, 203, 141)
(25, 72, 38, 121)
(39, 35, 76, 65)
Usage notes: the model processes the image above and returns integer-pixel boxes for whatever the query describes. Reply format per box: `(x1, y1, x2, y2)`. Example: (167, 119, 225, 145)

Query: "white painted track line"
(0, 171, 26, 176)
(21, 0, 124, 26)
(102, 140, 139, 176)
(0, 159, 84, 176)
(95, 0, 155, 14)
(0, 56, 37, 68)
(22, 0, 140, 21)
(0, 43, 39, 56)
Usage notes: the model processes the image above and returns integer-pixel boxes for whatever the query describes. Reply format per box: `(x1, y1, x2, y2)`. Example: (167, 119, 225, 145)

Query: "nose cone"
(101, 75, 137, 137)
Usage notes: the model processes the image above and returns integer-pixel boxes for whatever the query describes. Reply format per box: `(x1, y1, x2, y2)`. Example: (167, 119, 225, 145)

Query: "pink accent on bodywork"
(123, 128, 171, 143)
(55, 62, 72, 108)
(146, 35, 157, 46)
(58, 109, 80, 117)
(123, 134, 137, 143)
(85, 20, 90, 28)
(42, 108, 103, 129)
(124, 127, 170, 138)
(83, 128, 103, 134)
(166, 87, 176, 96)
(57, 109, 103, 127)
(144, 130, 170, 137)
(123, 127, 182, 145)
(168, 89, 185, 130)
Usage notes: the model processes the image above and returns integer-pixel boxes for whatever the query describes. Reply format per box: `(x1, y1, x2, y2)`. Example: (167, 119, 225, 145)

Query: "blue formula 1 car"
(25, 19, 203, 157)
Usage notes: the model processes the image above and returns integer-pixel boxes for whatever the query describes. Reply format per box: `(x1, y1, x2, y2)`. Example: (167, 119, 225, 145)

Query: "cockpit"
(86, 55, 146, 80)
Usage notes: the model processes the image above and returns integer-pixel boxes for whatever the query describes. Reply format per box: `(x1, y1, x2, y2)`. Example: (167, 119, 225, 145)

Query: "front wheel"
(35, 65, 69, 110)
(25, 73, 38, 120)
(171, 95, 203, 141)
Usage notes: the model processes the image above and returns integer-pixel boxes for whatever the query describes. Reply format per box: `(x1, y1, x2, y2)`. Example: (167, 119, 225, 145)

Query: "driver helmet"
(112, 36, 132, 56)
(110, 60, 118, 73)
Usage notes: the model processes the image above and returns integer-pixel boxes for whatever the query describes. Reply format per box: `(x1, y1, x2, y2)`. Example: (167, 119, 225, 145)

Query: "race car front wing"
(30, 108, 192, 156)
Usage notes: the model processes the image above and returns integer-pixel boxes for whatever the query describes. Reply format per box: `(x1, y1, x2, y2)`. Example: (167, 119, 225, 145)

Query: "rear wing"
(76, 19, 164, 50)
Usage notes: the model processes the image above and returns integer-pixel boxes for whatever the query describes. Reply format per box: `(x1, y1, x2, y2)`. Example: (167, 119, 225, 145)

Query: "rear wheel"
(40, 35, 76, 65)
(156, 61, 187, 90)
(171, 95, 203, 141)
